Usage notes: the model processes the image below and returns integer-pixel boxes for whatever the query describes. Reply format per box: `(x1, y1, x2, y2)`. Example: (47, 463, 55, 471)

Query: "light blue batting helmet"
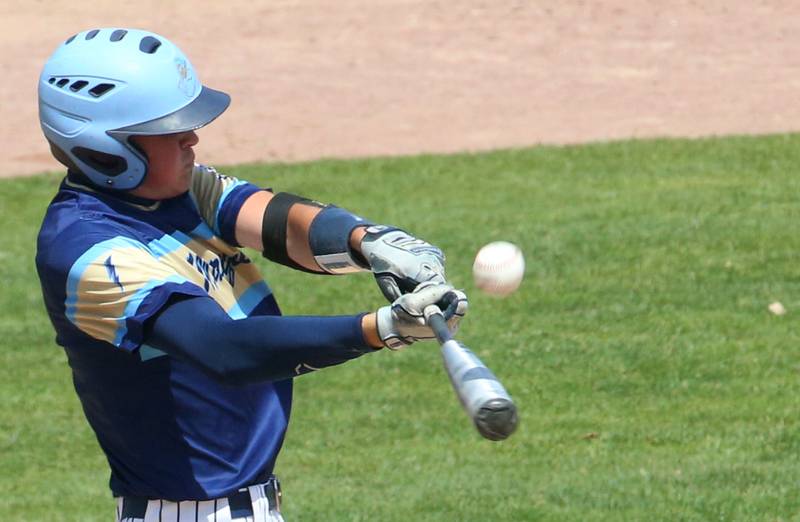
(38, 28, 230, 190)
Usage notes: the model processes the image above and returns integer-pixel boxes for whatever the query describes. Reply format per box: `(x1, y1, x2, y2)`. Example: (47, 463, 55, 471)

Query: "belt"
(119, 475, 281, 519)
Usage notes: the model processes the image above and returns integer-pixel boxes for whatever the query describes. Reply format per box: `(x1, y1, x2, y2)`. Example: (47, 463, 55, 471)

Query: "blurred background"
(2, 0, 799, 177)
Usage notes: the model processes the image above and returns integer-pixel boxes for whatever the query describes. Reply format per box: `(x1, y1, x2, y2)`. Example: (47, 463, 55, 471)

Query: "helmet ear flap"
(71, 147, 127, 177)
(61, 127, 148, 189)
(47, 138, 148, 189)
(47, 139, 81, 173)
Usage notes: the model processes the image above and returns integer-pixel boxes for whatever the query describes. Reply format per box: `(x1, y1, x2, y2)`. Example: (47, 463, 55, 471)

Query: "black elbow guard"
(261, 192, 319, 273)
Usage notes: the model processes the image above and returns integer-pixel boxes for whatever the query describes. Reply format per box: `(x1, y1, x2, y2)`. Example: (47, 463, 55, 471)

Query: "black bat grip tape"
(426, 309, 452, 344)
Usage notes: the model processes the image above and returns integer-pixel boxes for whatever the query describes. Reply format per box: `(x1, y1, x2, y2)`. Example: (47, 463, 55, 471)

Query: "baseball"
(472, 241, 525, 296)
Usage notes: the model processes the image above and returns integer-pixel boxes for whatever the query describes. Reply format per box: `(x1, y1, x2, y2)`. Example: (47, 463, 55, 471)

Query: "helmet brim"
(108, 86, 230, 136)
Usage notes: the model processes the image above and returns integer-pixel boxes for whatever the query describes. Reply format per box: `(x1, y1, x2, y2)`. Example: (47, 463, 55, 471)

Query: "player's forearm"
(146, 296, 380, 384)
(235, 190, 371, 274)
(349, 225, 368, 258)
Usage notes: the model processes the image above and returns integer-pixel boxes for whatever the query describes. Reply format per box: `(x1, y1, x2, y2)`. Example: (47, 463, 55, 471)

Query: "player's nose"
(181, 130, 200, 148)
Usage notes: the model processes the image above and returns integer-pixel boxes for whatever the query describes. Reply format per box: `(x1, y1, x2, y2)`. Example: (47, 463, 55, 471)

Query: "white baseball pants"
(115, 480, 284, 522)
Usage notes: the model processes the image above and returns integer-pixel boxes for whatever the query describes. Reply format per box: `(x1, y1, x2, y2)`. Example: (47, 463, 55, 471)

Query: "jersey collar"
(64, 170, 165, 211)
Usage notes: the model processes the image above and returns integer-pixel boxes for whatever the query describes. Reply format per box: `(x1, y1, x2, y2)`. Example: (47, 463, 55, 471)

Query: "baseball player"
(35, 28, 467, 521)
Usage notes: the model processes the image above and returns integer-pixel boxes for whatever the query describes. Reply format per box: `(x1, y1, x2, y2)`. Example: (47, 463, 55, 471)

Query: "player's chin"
(168, 166, 193, 197)
(180, 163, 194, 184)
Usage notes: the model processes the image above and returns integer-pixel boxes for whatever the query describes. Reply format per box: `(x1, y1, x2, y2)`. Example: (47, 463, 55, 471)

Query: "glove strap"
(375, 306, 410, 350)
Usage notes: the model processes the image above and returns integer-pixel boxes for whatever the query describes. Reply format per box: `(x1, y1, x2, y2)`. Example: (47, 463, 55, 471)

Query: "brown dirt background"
(2, 0, 800, 178)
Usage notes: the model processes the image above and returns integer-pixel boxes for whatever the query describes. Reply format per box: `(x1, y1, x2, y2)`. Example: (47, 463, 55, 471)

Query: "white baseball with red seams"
(472, 241, 524, 296)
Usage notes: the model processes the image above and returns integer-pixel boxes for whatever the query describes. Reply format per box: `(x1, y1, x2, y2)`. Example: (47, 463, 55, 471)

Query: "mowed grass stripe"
(2, 134, 800, 521)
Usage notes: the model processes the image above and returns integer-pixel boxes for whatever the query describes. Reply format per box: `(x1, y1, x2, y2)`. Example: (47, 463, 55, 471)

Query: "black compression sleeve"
(145, 296, 375, 384)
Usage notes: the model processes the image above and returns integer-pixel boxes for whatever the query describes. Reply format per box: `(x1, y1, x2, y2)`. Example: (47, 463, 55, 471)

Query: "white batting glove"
(359, 225, 446, 302)
(376, 284, 468, 350)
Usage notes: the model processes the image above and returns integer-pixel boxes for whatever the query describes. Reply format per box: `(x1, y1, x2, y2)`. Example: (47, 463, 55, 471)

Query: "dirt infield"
(2, 0, 799, 178)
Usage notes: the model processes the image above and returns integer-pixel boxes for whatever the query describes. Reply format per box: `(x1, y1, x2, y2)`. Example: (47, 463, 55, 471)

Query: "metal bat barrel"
(426, 309, 519, 441)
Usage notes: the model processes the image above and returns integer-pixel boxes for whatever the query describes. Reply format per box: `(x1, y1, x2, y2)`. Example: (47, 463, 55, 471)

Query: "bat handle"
(424, 305, 451, 344)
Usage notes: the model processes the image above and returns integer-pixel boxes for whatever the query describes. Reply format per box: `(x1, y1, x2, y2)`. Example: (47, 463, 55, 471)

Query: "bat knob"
(474, 398, 519, 441)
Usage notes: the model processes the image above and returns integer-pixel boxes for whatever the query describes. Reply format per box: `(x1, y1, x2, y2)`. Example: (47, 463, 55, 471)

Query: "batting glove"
(359, 225, 446, 302)
(376, 283, 468, 350)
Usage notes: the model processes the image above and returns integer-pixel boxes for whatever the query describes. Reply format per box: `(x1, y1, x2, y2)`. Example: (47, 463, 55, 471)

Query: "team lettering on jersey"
(185, 250, 250, 291)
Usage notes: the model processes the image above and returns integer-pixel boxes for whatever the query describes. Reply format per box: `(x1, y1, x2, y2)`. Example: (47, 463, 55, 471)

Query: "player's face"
(129, 130, 199, 199)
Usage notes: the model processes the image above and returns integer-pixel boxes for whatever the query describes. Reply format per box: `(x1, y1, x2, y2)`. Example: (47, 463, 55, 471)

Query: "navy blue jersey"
(36, 165, 292, 501)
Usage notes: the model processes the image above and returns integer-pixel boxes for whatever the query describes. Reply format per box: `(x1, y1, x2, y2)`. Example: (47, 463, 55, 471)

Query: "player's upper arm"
(234, 189, 272, 250)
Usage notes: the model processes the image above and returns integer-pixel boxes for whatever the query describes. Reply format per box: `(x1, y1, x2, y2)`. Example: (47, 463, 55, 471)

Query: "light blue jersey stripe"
(139, 343, 167, 361)
(147, 231, 192, 259)
(189, 221, 215, 241)
(145, 224, 213, 260)
(145, 234, 184, 259)
(226, 280, 272, 319)
(214, 180, 248, 236)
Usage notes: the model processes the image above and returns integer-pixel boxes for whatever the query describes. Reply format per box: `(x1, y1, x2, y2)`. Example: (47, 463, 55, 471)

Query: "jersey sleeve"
(41, 221, 208, 352)
(189, 164, 263, 246)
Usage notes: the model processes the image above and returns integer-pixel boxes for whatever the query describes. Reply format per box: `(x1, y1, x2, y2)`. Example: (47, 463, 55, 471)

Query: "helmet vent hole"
(86, 29, 100, 40)
(110, 29, 128, 42)
(139, 36, 162, 54)
(48, 77, 56, 84)
(65, 34, 77, 44)
(88, 83, 115, 97)
(56, 78, 70, 88)
(69, 80, 89, 92)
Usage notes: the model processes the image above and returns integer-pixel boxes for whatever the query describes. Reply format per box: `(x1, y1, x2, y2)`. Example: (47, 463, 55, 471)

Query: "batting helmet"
(38, 28, 230, 190)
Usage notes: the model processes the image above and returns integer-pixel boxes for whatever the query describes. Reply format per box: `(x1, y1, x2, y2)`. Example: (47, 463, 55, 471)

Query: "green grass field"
(3, 134, 800, 521)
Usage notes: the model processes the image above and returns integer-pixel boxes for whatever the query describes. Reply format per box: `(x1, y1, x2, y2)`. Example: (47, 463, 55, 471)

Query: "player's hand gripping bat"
(424, 302, 519, 441)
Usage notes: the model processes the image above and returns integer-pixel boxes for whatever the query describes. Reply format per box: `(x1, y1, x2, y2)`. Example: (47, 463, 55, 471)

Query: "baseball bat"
(424, 305, 519, 441)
